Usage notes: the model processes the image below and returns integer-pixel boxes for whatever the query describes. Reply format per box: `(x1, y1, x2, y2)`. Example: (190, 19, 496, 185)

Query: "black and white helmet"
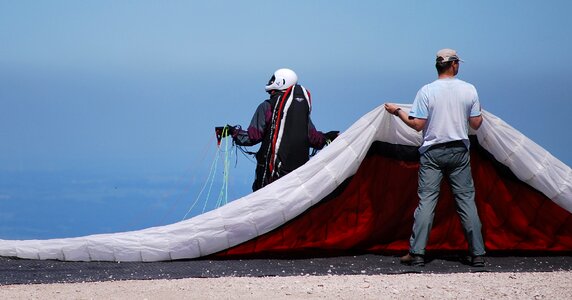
(265, 68, 298, 92)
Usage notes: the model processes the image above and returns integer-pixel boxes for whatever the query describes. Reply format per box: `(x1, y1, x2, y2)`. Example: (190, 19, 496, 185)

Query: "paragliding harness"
(261, 86, 292, 187)
(216, 84, 317, 191)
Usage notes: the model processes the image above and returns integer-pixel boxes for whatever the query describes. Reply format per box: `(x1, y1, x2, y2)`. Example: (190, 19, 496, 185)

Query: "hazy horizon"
(1, 1, 571, 239)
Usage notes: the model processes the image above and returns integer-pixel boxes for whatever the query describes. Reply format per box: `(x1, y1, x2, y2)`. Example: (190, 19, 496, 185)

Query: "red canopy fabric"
(219, 141, 572, 257)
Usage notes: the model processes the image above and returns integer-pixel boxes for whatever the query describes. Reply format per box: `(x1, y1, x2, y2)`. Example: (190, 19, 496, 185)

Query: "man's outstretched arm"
(384, 103, 426, 132)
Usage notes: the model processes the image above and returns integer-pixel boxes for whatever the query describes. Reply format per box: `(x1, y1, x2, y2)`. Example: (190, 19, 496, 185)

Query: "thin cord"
(182, 142, 221, 220)
(158, 134, 216, 224)
(216, 129, 232, 208)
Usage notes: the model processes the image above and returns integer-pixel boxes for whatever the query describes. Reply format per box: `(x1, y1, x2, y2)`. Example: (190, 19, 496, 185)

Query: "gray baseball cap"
(436, 48, 464, 62)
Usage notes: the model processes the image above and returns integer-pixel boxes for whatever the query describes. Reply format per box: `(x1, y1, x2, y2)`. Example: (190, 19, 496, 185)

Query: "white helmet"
(265, 68, 298, 92)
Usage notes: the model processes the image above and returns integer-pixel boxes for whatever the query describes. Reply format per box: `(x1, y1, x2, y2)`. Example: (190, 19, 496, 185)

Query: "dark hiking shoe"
(471, 255, 485, 267)
(400, 253, 425, 266)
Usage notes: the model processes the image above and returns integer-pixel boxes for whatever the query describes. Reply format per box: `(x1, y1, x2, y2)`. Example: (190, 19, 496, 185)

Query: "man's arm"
(233, 101, 271, 146)
(384, 103, 426, 132)
(308, 118, 326, 150)
(469, 115, 483, 130)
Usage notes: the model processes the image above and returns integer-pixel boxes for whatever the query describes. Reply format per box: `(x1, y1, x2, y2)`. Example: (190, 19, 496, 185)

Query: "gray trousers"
(409, 144, 485, 256)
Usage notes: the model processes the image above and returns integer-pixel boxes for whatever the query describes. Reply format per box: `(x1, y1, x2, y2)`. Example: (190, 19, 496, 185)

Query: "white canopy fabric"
(1, 105, 570, 262)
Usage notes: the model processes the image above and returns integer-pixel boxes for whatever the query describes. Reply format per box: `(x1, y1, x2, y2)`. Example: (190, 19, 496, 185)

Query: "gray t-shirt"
(409, 78, 481, 153)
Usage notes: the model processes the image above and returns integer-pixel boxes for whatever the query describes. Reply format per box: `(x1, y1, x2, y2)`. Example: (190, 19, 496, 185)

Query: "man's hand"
(216, 125, 237, 138)
(224, 125, 237, 137)
(384, 103, 400, 115)
(324, 131, 339, 143)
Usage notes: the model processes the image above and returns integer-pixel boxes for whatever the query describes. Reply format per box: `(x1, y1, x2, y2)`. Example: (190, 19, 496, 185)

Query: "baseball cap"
(436, 48, 463, 62)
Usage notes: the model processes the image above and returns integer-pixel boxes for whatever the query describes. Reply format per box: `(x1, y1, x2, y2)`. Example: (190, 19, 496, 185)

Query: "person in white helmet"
(229, 68, 338, 191)
(385, 49, 485, 267)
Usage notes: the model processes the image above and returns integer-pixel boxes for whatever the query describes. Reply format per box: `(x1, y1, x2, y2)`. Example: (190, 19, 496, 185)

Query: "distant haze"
(1, 1, 571, 238)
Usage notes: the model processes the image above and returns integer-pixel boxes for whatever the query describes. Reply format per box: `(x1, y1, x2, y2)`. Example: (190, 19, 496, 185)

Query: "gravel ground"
(1, 271, 571, 299)
(2, 254, 571, 299)
(2, 254, 571, 285)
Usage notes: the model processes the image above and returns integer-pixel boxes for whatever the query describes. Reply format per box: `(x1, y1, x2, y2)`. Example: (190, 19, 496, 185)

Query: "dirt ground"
(1, 271, 571, 299)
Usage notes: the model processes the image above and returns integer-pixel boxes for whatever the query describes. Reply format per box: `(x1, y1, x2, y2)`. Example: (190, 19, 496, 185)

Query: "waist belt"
(429, 140, 465, 150)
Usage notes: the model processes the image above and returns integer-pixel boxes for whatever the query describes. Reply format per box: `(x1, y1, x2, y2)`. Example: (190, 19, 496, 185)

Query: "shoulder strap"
(300, 86, 312, 112)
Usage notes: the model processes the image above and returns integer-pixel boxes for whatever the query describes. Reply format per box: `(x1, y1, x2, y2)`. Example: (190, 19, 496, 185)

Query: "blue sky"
(1, 1, 571, 238)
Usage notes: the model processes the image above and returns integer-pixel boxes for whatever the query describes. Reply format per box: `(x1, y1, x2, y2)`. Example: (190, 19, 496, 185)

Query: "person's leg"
(409, 149, 443, 256)
(447, 148, 485, 257)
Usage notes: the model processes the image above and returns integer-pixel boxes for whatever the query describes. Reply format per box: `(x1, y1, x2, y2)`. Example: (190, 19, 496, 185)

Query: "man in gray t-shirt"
(384, 49, 485, 267)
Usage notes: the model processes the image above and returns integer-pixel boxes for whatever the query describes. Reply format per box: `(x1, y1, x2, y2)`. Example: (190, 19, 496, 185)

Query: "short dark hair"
(435, 58, 455, 74)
